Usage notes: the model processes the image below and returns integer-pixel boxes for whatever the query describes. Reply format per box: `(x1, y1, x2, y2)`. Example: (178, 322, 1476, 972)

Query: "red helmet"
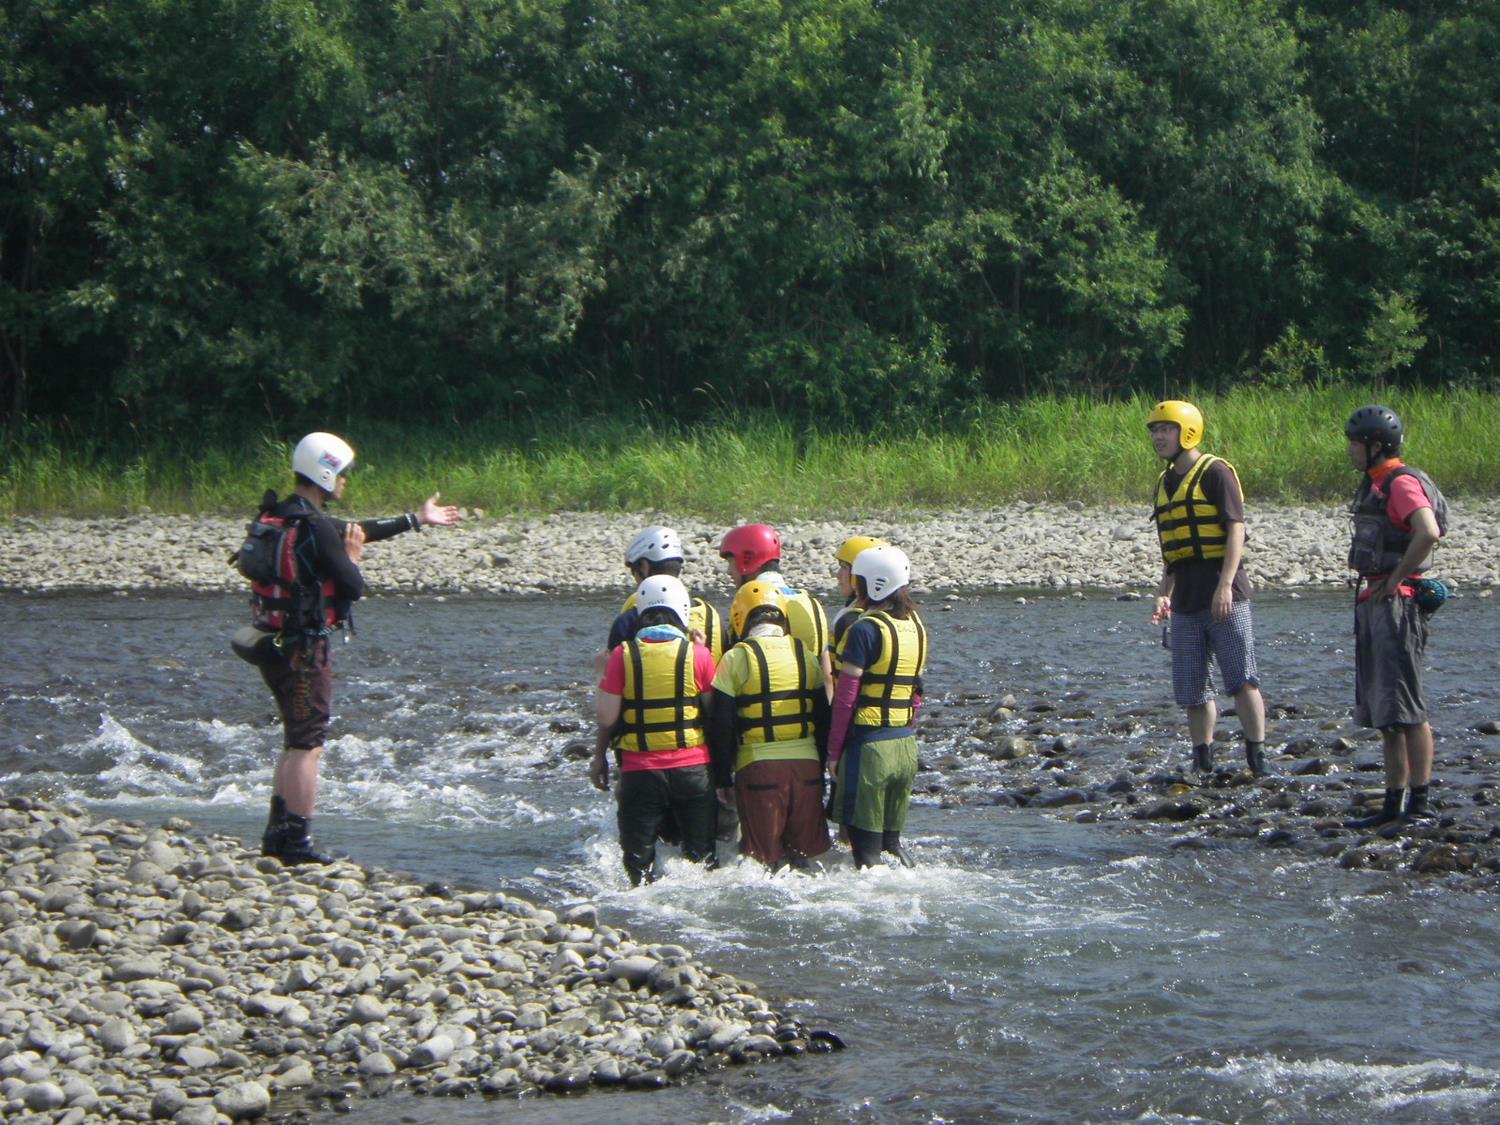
(719, 524, 781, 578)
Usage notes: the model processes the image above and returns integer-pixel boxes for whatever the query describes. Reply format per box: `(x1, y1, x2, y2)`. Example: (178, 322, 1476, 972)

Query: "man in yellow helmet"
(707, 581, 830, 868)
(1146, 401, 1268, 777)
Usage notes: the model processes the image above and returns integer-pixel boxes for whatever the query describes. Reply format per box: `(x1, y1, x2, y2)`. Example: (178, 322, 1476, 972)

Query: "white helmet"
(852, 544, 910, 601)
(635, 574, 693, 631)
(625, 525, 684, 566)
(292, 432, 355, 492)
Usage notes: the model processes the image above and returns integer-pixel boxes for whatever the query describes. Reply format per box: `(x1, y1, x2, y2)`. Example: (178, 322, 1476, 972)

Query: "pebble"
(1, 503, 1495, 598)
(0, 793, 828, 1120)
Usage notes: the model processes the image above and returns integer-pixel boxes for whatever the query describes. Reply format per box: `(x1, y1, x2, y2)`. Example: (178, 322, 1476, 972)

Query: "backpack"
(233, 517, 284, 584)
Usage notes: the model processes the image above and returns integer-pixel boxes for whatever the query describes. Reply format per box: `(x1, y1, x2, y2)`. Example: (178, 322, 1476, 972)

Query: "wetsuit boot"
(260, 795, 291, 857)
(1344, 787, 1404, 830)
(266, 810, 332, 865)
(1192, 743, 1214, 774)
(882, 830, 916, 868)
(1379, 784, 1434, 838)
(1244, 741, 1267, 778)
(847, 826, 884, 869)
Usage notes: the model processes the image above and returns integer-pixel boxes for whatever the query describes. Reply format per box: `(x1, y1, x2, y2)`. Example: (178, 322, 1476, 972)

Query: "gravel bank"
(2, 501, 1498, 596)
(0, 795, 837, 1124)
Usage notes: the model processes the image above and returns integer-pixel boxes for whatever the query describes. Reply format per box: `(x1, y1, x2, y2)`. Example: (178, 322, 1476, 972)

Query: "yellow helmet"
(1147, 400, 1204, 450)
(730, 580, 786, 637)
(835, 535, 888, 567)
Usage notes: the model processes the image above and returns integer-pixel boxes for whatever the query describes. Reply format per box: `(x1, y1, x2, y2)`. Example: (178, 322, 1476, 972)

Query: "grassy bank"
(3, 387, 1496, 518)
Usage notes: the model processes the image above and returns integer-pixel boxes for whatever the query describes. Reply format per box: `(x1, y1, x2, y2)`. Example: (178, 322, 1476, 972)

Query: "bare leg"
(1187, 701, 1217, 747)
(273, 747, 322, 818)
(1234, 685, 1266, 742)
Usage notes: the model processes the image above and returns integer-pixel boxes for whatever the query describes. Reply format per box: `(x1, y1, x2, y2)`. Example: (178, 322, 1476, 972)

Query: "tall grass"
(2, 386, 1496, 517)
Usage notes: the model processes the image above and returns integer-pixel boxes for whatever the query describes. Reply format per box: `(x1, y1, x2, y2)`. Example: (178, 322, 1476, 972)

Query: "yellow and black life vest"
(839, 610, 927, 728)
(733, 635, 818, 747)
(614, 637, 705, 752)
(619, 592, 726, 663)
(1153, 454, 1239, 565)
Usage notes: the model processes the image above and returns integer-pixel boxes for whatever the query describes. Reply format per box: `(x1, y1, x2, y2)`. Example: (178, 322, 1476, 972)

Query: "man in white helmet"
(591, 574, 723, 885)
(240, 431, 462, 864)
(596, 525, 727, 675)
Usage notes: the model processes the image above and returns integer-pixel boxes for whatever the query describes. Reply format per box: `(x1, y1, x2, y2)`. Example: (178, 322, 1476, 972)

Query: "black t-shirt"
(1159, 458, 1251, 614)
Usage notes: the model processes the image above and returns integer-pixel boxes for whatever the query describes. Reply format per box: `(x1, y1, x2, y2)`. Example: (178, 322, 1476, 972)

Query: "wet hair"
(854, 578, 918, 620)
(635, 606, 685, 634)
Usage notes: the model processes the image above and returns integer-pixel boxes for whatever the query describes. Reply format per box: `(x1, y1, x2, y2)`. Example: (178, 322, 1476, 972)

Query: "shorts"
(258, 638, 333, 750)
(735, 757, 830, 864)
(1354, 593, 1429, 729)
(1168, 602, 1259, 707)
(833, 728, 918, 834)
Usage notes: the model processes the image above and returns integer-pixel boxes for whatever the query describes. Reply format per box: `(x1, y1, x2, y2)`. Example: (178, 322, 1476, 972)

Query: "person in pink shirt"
(1342, 405, 1447, 835)
(591, 574, 724, 884)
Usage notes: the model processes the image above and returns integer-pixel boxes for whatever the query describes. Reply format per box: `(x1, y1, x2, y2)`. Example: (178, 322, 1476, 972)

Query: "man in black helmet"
(1342, 405, 1446, 835)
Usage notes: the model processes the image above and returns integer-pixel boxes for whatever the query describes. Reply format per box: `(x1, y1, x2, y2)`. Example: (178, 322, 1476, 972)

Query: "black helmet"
(1345, 404, 1403, 455)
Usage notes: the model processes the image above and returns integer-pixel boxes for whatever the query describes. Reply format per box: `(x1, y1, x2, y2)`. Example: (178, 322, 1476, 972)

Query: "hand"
(690, 627, 707, 647)
(716, 787, 735, 808)
(589, 752, 610, 791)
(420, 492, 463, 528)
(1150, 595, 1171, 626)
(343, 522, 366, 564)
(1211, 584, 1232, 623)
(1373, 575, 1402, 601)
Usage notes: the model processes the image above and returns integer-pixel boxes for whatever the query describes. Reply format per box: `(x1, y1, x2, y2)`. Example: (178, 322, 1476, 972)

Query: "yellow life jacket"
(732, 635, 819, 748)
(838, 609, 927, 728)
(781, 588, 829, 658)
(1153, 454, 1239, 565)
(614, 637, 705, 752)
(620, 592, 725, 663)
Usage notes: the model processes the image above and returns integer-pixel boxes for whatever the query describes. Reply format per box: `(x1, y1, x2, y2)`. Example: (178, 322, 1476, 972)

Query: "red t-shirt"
(600, 637, 716, 770)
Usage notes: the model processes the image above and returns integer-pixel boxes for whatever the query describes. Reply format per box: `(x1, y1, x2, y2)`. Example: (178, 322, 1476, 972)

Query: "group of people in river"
(230, 400, 1447, 877)
(587, 522, 928, 883)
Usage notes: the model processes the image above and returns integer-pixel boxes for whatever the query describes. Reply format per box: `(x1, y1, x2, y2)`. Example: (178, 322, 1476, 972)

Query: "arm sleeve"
(812, 690, 831, 764)
(358, 513, 421, 543)
(827, 673, 861, 770)
(707, 688, 738, 787)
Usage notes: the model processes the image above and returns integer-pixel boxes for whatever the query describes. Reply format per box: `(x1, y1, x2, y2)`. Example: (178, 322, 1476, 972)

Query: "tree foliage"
(3, 0, 1499, 435)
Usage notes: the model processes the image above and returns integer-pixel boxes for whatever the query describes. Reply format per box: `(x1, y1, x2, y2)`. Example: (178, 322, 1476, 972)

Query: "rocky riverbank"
(1, 500, 1497, 597)
(0, 794, 837, 1124)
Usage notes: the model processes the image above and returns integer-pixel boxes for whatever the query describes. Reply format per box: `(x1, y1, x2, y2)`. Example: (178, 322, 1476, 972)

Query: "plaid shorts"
(1168, 602, 1260, 707)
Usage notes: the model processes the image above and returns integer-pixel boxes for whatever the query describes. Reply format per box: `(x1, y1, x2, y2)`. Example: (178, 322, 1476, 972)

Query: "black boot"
(1379, 785, 1434, 838)
(1244, 741, 1267, 778)
(1344, 787, 1404, 829)
(1192, 743, 1214, 774)
(260, 795, 289, 856)
(882, 830, 916, 868)
(265, 810, 333, 870)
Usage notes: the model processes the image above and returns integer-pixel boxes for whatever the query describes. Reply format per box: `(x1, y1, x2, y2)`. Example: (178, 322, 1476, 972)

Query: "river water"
(3, 588, 1499, 1124)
